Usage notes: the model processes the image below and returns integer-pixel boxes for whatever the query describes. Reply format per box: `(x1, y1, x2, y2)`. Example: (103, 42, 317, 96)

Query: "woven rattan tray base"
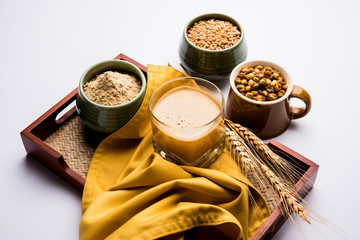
(20, 53, 319, 239)
(44, 115, 94, 179)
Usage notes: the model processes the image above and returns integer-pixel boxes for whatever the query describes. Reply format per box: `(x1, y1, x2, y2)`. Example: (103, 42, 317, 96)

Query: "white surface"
(1, 0, 359, 239)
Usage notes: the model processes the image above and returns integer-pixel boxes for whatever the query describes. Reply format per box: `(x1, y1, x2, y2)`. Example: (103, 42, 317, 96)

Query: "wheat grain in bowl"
(187, 19, 241, 50)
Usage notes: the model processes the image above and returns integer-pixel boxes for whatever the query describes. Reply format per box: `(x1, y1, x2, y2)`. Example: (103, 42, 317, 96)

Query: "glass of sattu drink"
(149, 77, 225, 167)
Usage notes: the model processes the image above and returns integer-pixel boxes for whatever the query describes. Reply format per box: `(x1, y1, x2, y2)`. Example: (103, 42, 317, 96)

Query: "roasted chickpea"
(267, 93, 278, 101)
(236, 84, 245, 92)
(245, 92, 253, 98)
(264, 70, 272, 77)
(239, 72, 246, 79)
(246, 72, 254, 80)
(275, 84, 282, 91)
(270, 80, 278, 87)
(234, 65, 286, 102)
(248, 79, 254, 88)
(255, 95, 265, 101)
(235, 78, 242, 84)
(266, 87, 275, 93)
(242, 68, 250, 74)
(261, 90, 268, 97)
(277, 77, 284, 84)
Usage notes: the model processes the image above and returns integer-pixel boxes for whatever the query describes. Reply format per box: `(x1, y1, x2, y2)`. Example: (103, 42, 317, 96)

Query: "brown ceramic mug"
(225, 60, 311, 139)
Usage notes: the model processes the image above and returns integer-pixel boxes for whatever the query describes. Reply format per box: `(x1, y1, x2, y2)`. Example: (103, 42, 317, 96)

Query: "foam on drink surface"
(152, 86, 221, 140)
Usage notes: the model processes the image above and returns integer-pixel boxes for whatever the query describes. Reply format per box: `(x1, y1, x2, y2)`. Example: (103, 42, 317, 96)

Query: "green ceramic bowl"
(76, 59, 147, 133)
(179, 13, 248, 81)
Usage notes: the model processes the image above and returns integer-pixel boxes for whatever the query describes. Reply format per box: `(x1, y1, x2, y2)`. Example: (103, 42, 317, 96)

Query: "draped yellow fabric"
(79, 65, 270, 240)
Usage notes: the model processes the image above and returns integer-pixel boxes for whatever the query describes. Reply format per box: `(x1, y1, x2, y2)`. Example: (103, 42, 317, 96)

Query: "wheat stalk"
(225, 123, 311, 224)
(226, 127, 255, 174)
(226, 127, 272, 220)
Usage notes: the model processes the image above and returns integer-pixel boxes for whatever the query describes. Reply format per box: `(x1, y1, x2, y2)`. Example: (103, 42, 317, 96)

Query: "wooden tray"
(20, 53, 319, 240)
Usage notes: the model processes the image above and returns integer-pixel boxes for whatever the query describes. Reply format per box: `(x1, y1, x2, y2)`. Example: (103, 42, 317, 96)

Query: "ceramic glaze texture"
(225, 60, 311, 139)
(76, 60, 147, 133)
(226, 89, 292, 139)
(179, 13, 248, 81)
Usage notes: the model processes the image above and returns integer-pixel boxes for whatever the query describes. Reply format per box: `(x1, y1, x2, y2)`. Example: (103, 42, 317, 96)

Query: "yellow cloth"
(79, 65, 270, 240)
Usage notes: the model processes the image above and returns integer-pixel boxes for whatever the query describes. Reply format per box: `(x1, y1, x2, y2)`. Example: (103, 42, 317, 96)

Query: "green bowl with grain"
(76, 59, 147, 133)
(179, 13, 248, 81)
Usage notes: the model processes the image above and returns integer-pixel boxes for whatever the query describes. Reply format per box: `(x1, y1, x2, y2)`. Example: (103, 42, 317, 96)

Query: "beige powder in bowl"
(83, 71, 142, 106)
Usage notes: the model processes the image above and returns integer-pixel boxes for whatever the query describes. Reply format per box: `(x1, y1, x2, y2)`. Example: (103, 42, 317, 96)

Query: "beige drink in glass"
(149, 77, 225, 167)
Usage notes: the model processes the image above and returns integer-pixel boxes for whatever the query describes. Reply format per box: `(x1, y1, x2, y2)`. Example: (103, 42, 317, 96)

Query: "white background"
(1, 0, 359, 239)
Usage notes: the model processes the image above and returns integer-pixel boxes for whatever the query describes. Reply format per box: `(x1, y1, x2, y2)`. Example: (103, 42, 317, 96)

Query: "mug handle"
(289, 85, 312, 119)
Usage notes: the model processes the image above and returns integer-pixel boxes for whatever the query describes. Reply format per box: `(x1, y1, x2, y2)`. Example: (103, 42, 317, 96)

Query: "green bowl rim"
(183, 13, 245, 53)
(78, 59, 147, 109)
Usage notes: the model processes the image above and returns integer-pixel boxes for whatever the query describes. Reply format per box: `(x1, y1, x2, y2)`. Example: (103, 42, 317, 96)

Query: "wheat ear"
(226, 127, 255, 174)
(225, 124, 311, 224)
(260, 163, 310, 224)
(226, 127, 271, 220)
(225, 119, 302, 184)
